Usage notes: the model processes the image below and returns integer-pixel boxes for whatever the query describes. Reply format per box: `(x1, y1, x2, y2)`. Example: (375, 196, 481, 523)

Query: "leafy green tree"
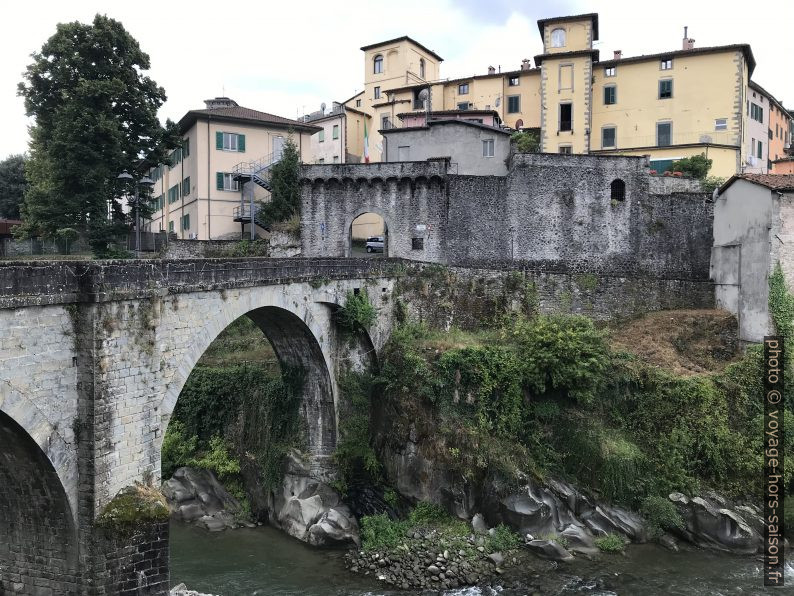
(17, 14, 176, 254)
(511, 130, 540, 153)
(0, 154, 26, 219)
(257, 137, 300, 227)
(671, 153, 712, 179)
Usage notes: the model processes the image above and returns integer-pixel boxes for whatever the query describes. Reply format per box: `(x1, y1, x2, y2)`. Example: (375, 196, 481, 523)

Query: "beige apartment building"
(145, 97, 318, 240)
(338, 14, 793, 179)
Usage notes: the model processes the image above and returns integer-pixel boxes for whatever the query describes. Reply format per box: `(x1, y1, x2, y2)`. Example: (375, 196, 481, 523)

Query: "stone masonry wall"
(300, 153, 713, 282)
(92, 522, 169, 596)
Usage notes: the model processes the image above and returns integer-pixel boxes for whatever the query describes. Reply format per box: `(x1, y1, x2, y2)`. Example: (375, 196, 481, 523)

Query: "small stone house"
(712, 174, 794, 342)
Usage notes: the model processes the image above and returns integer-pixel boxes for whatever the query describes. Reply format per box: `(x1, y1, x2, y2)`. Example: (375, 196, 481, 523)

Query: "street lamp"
(117, 171, 154, 258)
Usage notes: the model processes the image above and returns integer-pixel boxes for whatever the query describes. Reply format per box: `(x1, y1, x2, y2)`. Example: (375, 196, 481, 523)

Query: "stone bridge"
(0, 257, 402, 595)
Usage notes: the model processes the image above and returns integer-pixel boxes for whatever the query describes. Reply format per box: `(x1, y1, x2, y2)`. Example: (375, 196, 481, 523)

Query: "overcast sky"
(2, 0, 792, 158)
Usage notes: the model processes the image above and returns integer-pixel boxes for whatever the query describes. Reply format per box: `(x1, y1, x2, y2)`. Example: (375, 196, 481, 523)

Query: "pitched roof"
(360, 36, 444, 62)
(720, 173, 794, 193)
(537, 13, 599, 40)
(598, 44, 756, 76)
(381, 119, 510, 136)
(178, 106, 320, 133)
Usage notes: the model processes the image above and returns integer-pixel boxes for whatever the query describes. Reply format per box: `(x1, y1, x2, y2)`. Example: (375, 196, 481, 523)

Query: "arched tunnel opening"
(350, 212, 388, 257)
(0, 410, 78, 594)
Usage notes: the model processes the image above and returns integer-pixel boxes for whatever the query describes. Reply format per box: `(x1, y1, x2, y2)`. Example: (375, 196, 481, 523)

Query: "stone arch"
(0, 409, 79, 593)
(160, 292, 338, 473)
(0, 380, 77, 518)
(346, 207, 390, 258)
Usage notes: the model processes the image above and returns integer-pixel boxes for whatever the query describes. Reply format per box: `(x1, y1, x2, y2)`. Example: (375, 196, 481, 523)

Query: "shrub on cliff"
(511, 315, 610, 403)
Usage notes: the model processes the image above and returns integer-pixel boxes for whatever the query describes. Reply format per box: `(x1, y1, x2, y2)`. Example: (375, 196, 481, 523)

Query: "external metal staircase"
(232, 152, 281, 226)
(232, 152, 280, 191)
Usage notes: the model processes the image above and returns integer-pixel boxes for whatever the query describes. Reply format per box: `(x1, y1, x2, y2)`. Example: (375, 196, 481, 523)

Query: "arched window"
(610, 178, 626, 201)
(551, 28, 566, 48)
(419, 58, 426, 79)
(515, 119, 524, 129)
(373, 54, 383, 74)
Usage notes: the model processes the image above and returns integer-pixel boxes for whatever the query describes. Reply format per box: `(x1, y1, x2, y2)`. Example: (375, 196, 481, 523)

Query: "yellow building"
(342, 13, 792, 179)
(145, 97, 317, 240)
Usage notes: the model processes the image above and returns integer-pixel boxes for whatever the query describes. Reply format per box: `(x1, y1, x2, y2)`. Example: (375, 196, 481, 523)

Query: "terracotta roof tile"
(720, 173, 794, 193)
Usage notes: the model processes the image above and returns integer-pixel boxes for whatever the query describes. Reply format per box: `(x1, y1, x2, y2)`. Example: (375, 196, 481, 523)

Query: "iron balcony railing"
(233, 203, 260, 221)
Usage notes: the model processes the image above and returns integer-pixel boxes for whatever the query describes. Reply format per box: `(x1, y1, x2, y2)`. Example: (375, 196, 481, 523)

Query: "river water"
(170, 522, 792, 595)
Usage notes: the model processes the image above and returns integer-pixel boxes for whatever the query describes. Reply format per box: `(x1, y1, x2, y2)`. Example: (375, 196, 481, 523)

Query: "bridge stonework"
(0, 258, 398, 595)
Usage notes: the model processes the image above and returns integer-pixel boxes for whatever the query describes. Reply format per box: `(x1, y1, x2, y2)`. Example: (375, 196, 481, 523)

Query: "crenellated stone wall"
(300, 153, 714, 282)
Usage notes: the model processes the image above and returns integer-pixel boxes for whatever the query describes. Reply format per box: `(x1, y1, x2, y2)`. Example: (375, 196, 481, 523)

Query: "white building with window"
(381, 119, 511, 175)
(144, 97, 318, 240)
(744, 82, 770, 173)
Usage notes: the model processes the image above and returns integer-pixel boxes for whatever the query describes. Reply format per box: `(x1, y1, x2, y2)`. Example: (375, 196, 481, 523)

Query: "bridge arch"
(160, 289, 338, 478)
(0, 409, 78, 593)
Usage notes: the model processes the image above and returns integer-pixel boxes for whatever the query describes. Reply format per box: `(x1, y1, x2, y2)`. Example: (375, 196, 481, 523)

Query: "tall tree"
(257, 137, 301, 227)
(17, 14, 176, 253)
(0, 154, 26, 219)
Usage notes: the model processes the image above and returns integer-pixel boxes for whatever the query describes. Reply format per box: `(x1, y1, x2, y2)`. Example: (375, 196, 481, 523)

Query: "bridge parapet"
(299, 160, 450, 184)
(0, 257, 408, 309)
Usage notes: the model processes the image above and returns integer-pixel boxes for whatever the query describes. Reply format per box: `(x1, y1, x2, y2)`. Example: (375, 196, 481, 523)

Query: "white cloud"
(1, 0, 792, 158)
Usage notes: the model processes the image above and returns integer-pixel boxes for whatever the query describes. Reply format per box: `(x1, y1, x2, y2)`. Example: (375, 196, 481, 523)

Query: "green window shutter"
(216, 131, 223, 149)
(216, 172, 224, 190)
(238, 134, 245, 152)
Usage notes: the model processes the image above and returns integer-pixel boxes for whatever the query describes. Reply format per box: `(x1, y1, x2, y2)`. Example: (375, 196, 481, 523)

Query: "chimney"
(613, 50, 622, 60)
(488, 65, 496, 75)
(682, 26, 695, 50)
(520, 58, 531, 71)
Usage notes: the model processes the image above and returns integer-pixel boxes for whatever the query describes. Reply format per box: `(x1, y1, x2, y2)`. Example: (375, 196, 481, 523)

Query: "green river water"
(170, 522, 792, 595)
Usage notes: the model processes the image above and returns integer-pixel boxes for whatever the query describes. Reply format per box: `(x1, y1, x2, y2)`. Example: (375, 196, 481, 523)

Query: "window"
(318, 158, 325, 164)
(332, 125, 339, 139)
(356, 99, 361, 107)
(318, 129, 325, 142)
(610, 179, 626, 201)
(216, 172, 239, 192)
(333, 156, 339, 163)
(373, 54, 383, 74)
(397, 145, 410, 160)
(551, 28, 566, 48)
(216, 131, 245, 152)
(167, 184, 180, 204)
(559, 64, 573, 90)
(381, 115, 390, 129)
(458, 83, 469, 95)
(559, 145, 572, 154)
(507, 95, 520, 114)
(715, 118, 727, 131)
(604, 66, 616, 77)
(769, 129, 773, 140)
(374, 86, 381, 99)
(604, 85, 617, 105)
(181, 214, 190, 231)
(419, 58, 425, 79)
(168, 220, 174, 233)
(411, 237, 424, 250)
(757, 140, 763, 159)
(508, 76, 520, 86)
(657, 121, 672, 146)
(559, 103, 572, 131)
(457, 102, 470, 110)
(482, 139, 495, 157)
(660, 58, 673, 70)
(659, 79, 673, 99)
(168, 147, 181, 169)
(182, 176, 190, 196)
(750, 103, 763, 122)
(182, 138, 190, 157)
(602, 126, 616, 148)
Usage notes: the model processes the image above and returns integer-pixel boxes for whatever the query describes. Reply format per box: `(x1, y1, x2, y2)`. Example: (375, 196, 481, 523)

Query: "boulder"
(270, 450, 360, 546)
(162, 467, 242, 530)
(526, 539, 574, 561)
(669, 492, 762, 554)
(471, 513, 489, 535)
